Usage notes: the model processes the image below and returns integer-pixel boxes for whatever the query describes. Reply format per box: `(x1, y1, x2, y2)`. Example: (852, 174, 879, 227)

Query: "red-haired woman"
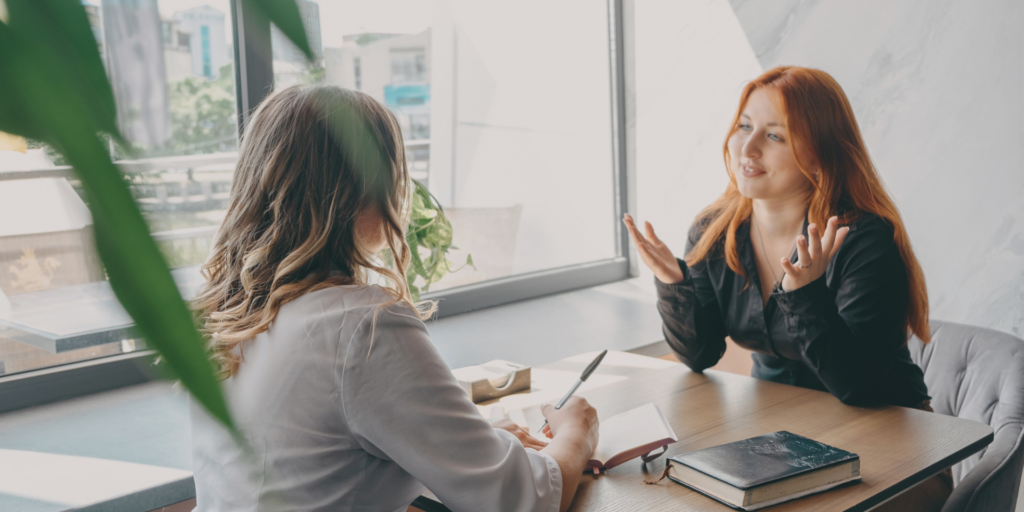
(624, 66, 948, 511)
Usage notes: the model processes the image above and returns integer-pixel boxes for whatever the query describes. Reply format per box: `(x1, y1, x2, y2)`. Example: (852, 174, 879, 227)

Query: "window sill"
(0, 277, 666, 511)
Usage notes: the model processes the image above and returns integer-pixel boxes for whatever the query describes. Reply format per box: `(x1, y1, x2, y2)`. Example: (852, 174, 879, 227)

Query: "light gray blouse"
(190, 285, 562, 512)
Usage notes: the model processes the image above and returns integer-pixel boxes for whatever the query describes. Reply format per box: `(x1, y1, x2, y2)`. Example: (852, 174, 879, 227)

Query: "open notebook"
(586, 403, 678, 473)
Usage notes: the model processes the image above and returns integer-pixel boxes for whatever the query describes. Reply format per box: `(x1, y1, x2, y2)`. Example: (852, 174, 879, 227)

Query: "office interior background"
(0, 0, 1021, 510)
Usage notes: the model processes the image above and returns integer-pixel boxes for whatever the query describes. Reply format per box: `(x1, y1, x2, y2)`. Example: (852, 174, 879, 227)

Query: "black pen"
(538, 349, 608, 432)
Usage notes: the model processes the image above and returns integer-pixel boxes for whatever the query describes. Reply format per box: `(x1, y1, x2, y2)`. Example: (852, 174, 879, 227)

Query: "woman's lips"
(740, 164, 765, 178)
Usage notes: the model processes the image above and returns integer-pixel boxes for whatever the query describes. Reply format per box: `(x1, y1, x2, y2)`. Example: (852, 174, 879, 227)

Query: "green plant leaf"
(408, 242, 429, 282)
(420, 219, 452, 247)
(395, 181, 473, 296)
(2, 0, 120, 142)
(245, 0, 313, 61)
(0, 1, 232, 429)
(76, 139, 233, 431)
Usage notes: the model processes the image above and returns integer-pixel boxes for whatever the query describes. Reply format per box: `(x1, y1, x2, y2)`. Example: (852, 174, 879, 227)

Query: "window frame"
(0, 0, 637, 410)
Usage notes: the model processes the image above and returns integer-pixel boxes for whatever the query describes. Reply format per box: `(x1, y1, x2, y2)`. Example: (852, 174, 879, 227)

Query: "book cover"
(667, 472, 861, 511)
(669, 431, 859, 490)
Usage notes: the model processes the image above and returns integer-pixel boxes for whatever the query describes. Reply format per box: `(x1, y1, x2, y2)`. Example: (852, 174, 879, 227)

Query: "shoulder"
(831, 213, 903, 277)
(338, 295, 440, 389)
(839, 213, 897, 251)
(687, 216, 710, 244)
(279, 284, 422, 332)
(686, 213, 719, 249)
(320, 287, 436, 374)
(293, 284, 399, 313)
(319, 287, 430, 346)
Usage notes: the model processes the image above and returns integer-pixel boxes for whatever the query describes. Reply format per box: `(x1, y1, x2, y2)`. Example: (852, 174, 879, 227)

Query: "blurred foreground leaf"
(246, 0, 313, 60)
(0, 0, 231, 429)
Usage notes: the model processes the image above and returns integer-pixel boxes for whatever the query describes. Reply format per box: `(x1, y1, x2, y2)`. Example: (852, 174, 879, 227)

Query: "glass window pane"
(0, 0, 237, 377)
(273, 0, 619, 293)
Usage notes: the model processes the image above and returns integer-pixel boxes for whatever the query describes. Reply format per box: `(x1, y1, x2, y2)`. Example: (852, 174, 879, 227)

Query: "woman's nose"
(741, 133, 761, 159)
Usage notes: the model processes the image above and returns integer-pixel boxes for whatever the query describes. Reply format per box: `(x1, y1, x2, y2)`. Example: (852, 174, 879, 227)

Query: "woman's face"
(727, 88, 814, 201)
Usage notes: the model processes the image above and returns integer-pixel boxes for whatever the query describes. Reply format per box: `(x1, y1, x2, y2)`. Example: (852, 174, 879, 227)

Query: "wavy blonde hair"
(193, 85, 434, 377)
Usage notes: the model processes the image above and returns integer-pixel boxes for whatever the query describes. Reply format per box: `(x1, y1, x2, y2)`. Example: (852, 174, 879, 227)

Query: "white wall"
(432, 0, 619, 274)
(633, 0, 762, 279)
(635, 0, 1024, 338)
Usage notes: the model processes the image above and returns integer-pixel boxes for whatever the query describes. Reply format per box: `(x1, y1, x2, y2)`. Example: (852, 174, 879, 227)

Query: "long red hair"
(685, 66, 930, 342)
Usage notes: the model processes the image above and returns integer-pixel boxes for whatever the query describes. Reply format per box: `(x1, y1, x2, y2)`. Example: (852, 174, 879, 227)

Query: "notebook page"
(592, 403, 672, 464)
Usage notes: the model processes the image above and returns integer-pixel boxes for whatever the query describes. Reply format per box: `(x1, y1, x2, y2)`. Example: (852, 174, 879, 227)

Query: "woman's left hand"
(492, 419, 549, 451)
(781, 216, 850, 292)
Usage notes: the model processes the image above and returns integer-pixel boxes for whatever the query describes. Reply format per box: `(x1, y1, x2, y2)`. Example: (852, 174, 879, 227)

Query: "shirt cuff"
(535, 450, 563, 512)
(654, 259, 693, 297)
(772, 275, 830, 308)
(771, 275, 833, 339)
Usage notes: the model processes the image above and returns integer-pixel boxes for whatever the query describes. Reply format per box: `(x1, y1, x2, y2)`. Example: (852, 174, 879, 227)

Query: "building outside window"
(408, 113, 430, 140)
(200, 25, 212, 77)
(353, 57, 362, 90)
(389, 47, 426, 84)
(173, 5, 230, 82)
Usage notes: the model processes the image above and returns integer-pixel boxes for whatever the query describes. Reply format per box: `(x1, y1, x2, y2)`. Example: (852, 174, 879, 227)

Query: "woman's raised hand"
(622, 214, 684, 284)
(780, 216, 850, 292)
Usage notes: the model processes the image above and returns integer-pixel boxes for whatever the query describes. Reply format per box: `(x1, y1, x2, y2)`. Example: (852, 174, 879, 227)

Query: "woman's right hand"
(622, 214, 685, 284)
(540, 397, 600, 512)
(540, 397, 599, 452)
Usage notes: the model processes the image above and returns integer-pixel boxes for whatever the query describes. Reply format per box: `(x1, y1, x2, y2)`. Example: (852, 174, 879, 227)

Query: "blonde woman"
(189, 86, 599, 512)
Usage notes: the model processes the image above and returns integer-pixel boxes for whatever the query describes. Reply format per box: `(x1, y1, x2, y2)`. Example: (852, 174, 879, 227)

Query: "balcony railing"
(0, 152, 240, 182)
(2, 140, 429, 238)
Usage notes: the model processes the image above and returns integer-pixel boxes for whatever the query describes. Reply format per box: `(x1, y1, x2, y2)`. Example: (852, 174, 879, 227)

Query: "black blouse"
(656, 214, 929, 408)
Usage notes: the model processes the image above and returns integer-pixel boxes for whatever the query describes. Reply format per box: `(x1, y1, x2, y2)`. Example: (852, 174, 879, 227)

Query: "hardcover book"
(667, 431, 860, 510)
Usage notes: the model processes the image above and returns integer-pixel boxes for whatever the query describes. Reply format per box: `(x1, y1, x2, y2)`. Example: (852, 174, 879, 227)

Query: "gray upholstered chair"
(907, 320, 1024, 512)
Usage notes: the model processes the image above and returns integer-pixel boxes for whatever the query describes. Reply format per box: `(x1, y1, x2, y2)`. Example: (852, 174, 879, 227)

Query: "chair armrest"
(944, 423, 1024, 512)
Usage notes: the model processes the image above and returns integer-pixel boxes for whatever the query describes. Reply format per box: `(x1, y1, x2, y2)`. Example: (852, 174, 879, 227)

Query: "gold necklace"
(752, 213, 800, 288)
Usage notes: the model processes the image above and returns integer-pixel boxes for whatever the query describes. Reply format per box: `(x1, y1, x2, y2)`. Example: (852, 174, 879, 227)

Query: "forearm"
(656, 261, 727, 371)
(541, 432, 594, 512)
(773, 277, 901, 404)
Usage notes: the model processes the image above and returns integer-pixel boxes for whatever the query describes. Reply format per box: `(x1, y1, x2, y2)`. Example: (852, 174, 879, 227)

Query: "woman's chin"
(736, 180, 769, 200)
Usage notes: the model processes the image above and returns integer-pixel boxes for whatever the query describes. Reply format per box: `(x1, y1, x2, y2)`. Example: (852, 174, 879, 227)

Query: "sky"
(85, 0, 432, 48)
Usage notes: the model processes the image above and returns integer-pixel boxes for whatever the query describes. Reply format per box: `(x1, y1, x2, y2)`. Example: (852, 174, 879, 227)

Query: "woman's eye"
(738, 124, 752, 131)
(768, 133, 783, 142)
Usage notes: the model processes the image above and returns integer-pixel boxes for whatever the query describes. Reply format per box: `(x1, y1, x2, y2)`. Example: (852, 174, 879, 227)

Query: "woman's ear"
(354, 204, 387, 255)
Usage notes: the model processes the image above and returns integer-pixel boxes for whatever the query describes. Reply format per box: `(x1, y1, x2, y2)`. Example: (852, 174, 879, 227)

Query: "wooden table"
(420, 350, 993, 512)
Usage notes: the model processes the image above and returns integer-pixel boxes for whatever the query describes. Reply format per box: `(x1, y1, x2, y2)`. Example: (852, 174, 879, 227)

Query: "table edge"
(847, 428, 994, 512)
